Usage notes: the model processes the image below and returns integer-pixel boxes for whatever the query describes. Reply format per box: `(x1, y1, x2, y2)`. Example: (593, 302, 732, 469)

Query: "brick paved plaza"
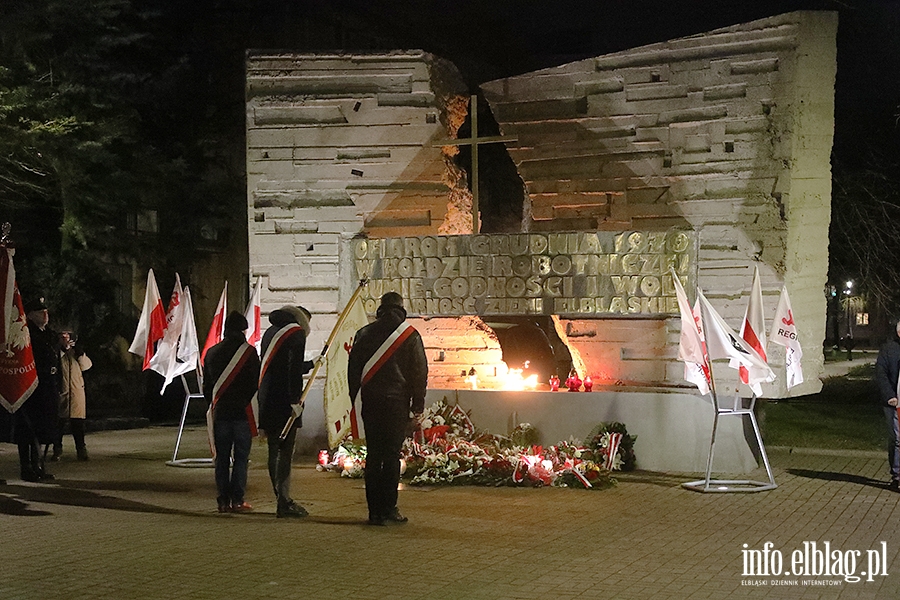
(2, 426, 899, 599)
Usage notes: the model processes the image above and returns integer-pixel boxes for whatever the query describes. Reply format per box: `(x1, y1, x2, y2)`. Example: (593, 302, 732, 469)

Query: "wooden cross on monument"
(433, 95, 517, 233)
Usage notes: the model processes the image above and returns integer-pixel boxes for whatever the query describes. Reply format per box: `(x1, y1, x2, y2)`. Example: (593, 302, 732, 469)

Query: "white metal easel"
(682, 295, 777, 493)
(682, 392, 776, 493)
(166, 370, 213, 468)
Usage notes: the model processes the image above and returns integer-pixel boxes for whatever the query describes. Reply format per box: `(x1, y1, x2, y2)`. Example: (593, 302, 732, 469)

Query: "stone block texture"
(246, 51, 468, 350)
(247, 11, 837, 398)
(481, 11, 836, 396)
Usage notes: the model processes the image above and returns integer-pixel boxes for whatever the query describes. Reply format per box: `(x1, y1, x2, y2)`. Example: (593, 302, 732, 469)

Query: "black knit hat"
(380, 292, 403, 308)
(224, 311, 248, 333)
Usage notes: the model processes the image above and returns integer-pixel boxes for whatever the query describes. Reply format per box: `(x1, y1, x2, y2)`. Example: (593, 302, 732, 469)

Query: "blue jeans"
(214, 419, 252, 506)
(884, 406, 900, 480)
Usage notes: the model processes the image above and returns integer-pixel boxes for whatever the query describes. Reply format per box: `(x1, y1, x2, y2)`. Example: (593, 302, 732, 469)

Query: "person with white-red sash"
(203, 311, 260, 513)
(348, 292, 428, 526)
(258, 305, 314, 518)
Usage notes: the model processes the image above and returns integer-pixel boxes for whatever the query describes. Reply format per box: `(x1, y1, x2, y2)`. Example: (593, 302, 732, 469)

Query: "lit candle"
(318, 450, 329, 465)
(549, 375, 560, 391)
(343, 458, 355, 471)
(583, 376, 593, 392)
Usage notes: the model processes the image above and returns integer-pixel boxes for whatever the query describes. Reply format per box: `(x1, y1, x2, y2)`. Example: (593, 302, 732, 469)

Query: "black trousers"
(362, 415, 406, 519)
(266, 424, 298, 508)
(55, 417, 86, 451)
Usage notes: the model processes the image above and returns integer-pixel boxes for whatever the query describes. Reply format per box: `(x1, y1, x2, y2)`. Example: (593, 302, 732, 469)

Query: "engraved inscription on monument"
(354, 230, 696, 317)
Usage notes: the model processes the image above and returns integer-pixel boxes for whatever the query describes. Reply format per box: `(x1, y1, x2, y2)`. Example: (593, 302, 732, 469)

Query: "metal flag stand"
(682, 293, 777, 493)
(681, 392, 777, 493)
(166, 370, 213, 468)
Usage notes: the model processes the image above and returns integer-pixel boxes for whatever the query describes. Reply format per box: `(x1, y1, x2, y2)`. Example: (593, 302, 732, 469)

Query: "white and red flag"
(172, 286, 200, 378)
(324, 294, 369, 446)
(699, 291, 775, 389)
(243, 276, 262, 354)
(242, 276, 263, 433)
(736, 266, 769, 396)
(128, 269, 167, 370)
(0, 247, 37, 413)
(768, 286, 804, 389)
(148, 275, 200, 394)
(201, 282, 227, 366)
(671, 269, 710, 395)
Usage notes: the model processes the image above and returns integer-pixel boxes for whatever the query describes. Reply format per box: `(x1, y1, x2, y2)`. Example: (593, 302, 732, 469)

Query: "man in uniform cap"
(18, 297, 59, 481)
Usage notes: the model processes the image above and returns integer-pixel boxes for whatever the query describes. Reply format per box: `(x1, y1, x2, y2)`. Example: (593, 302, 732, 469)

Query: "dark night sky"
(278, 0, 900, 168)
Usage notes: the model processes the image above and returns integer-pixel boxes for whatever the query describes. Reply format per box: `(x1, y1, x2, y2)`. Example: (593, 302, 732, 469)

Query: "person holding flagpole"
(204, 311, 260, 513)
(258, 305, 314, 518)
(874, 319, 900, 492)
(348, 292, 428, 526)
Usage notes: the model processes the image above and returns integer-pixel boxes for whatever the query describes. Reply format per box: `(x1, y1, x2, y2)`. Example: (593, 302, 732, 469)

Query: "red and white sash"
(361, 320, 415, 386)
(349, 320, 415, 440)
(259, 323, 304, 385)
(211, 342, 256, 408)
(207, 342, 257, 456)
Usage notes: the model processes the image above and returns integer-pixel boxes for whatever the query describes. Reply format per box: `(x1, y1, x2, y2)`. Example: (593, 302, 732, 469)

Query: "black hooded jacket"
(258, 308, 310, 431)
(203, 330, 260, 422)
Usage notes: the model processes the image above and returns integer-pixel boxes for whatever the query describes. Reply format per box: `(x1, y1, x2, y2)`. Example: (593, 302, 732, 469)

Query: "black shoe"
(367, 515, 385, 526)
(76, 447, 89, 461)
(21, 471, 40, 483)
(384, 508, 408, 523)
(38, 471, 55, 481)
(50, 448, 62, 462)
(890, 479, 899, 492)
(276, 501, 308, 518)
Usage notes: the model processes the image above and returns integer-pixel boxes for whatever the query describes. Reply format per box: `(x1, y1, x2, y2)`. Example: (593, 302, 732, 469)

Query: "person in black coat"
(203, 311, 260, 513)
(258, 305, 313, 518)
(874, 319, 900, 491)
(17, 298, 60, 482)
(348, 292, 428, 525)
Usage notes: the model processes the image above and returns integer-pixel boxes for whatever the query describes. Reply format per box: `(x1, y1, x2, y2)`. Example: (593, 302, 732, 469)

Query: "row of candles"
(551, 370, 593, 392)
(463, 365, 594, 391)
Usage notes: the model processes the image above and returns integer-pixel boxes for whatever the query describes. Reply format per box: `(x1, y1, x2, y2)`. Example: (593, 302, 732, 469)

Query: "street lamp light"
(843, 280, 854, 360)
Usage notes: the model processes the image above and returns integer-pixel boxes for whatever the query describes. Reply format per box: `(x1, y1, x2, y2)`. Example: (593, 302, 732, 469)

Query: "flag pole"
(697, 287, 720, 491)
(279, 279, 369, 439)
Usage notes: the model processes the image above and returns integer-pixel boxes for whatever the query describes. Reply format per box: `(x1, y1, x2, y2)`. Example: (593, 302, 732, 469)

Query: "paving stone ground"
(1, 425, 899, 600)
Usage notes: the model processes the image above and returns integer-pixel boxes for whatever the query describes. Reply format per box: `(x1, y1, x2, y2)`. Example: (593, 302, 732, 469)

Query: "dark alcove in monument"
(453, 94, 527, 233)
(486, 317, 572, 385)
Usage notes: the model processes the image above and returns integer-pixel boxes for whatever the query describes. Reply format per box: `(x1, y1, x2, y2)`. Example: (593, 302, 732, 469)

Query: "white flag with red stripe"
(0, 248, 37, 413)
(201, 282, 227, 366)
(699, 291, 775, 388)
(671, 269, 710, 395)
(768, 286, 804, 389)
(150, 277, 200, 394)
(128, 269, 167, 370)
(243, 276, 263, 432)
(736, 266, 769, 396)
(173, 286, 200, 376)
(243, 276, 262, 354)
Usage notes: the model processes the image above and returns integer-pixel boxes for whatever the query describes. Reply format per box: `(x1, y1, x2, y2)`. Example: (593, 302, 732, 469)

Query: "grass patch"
(761, 370, 887, 451)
